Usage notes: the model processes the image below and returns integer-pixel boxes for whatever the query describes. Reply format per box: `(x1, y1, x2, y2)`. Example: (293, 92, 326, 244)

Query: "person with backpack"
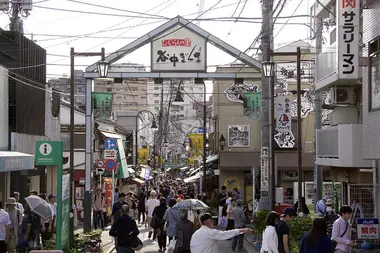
(324, 198, 338, 238)
(92, 188, 105, 230)
(299, 217, 333, 253)
(332, 206, 356, 253)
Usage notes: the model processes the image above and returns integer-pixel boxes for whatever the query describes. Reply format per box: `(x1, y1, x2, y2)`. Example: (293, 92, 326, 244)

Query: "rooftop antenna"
(1, 0, 33, 34)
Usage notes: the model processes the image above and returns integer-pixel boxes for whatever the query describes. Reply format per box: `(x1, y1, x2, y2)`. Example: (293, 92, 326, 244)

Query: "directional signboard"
(104, 138, 117, 150)
(105, 158, 117, 171)
(104, 150, 117, 159)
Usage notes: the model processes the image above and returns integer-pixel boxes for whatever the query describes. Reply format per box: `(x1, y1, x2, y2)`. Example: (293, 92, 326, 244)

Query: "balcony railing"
(316, 124, 372, 168)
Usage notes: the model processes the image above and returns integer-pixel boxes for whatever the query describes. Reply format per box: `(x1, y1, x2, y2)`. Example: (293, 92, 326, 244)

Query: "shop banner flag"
(92, 92, 113, 119)
(276, 95, 292, 132)
(188, 133, 204, 156)
(243, 92, 261, 119)
(138, 148, 149, 163)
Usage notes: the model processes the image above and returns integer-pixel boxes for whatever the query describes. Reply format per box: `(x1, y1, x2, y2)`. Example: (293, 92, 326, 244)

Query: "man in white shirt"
(145, 191, 160, 239)
(0, 201, 12, 253)
(332, 205, 356, 253)
(315, 195, 328, 216)
(13, 192, 24, 216)
(190, 213, 251, 253)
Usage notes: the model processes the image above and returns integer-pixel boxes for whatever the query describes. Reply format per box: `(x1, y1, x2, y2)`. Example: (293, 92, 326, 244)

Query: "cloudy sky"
(0, 0, 312, 79)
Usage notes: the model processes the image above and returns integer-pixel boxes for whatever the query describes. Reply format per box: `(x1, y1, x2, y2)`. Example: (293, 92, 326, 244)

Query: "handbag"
(130, 235, 143, 251)
(218, 216, 228, 228)
(332, 222, 349, 251)
(151, 214, 164, 229)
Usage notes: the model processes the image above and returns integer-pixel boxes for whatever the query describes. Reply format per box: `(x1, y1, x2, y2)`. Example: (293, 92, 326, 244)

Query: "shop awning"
(179, 166, 189, 171)
(127, 166, 135, 174)
(206, 154, 219, 163)
(100, 131, 123, 139)
(140, 167, 153, 180)
(0, 152, 35, 172)
(132, 177, 144, 184)
(184, 173, 200, 184)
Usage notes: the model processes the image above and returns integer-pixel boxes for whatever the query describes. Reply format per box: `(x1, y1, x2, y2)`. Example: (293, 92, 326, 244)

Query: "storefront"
(0, 151, 35, 203)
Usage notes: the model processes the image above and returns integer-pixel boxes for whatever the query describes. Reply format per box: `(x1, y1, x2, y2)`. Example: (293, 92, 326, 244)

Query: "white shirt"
(16, 202, 24, 216)
(190, 225, 240, 253)
(50, 203, 57, 216)
(316, 199, 326, 215)
(146, 199, 160, 217)
(260, 226, 279, 253)
(332, 217, 351, 253)
(0, 209, 12, 241)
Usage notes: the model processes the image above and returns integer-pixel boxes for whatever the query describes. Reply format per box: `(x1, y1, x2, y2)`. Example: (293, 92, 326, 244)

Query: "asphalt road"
(101, 223, 254, 253)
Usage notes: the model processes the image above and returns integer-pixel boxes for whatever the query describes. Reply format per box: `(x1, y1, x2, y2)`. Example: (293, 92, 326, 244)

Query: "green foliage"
(253, 210, 269, 239)
(44, 230, 103, 252)
(289, 214, 317, 252)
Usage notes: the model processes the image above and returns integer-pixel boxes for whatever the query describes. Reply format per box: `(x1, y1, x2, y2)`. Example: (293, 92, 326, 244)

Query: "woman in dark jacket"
(174, 210, 194, 253)
(152, 198, 168, 252)
(137, 192, 146, 224)
(299, 217, 333, 253)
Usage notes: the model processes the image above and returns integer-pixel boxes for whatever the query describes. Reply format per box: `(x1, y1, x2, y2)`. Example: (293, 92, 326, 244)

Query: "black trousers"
(156, 226, 166, 250)
(0, 240, 5, 253)
(138, 211, 145, 223)
(41, 223, 53, 247)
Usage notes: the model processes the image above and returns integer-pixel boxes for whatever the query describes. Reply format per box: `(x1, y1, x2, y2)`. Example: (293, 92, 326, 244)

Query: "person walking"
(145, 191, 160, 239)
(13, 192, 24, 217)
(260, 211, 280, 253)
(231, 199, 247, 251)
(174, 210, 194, 253)
(5, 197, 22, 253)
(152, 198, 168, 252)
(190, 213, 251, 253)
(332, 205, 356, 253)
(0, 201, 12, 253)
(276, 207, 297, 253)
(93, 188, 105, 229)
(109, 204, 140, 253)
(111, 193, 128, 225)
(300, 217, 333, 253)
(316, 196, 328, 216)
(137, 192, 146, 224)
(226, 199, 236, 231)
(218, 186, 228, 219)
(163, 199, 179, 243)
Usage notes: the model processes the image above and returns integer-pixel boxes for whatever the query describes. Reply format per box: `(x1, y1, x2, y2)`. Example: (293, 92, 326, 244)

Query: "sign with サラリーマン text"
(151, 25, 206, 72)
(276, 96, 292, 132)
(337, 0, 359, 79)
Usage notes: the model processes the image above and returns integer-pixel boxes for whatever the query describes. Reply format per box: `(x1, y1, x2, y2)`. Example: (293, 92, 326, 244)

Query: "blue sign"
(357, 218, 379, 225)
(105, 158, 116, 171)
(197, 127, 208, 133)
(104, 138, 117, 150)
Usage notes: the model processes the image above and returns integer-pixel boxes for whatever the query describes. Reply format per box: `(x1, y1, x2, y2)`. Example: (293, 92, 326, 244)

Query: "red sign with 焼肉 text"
(162, 38, 192, 47)
(342, 0, 356, 8)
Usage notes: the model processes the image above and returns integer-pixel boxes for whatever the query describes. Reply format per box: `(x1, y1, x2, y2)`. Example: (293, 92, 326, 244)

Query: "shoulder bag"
(332, 222, 349, 251)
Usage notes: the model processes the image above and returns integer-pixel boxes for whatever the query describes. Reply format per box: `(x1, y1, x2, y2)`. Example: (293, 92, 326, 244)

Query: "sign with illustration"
(228, 125, 250, 147)
(337, 0, 359, 79)
(274, 131, 295, 148)
(138, 148, 149, 163)
(224, 176, 241, 190)
(357, 218, 379, 239)
(224, 83, 259, 103)
(276, 95, 292, 132)
(151, 25, 206, 72)
(243, 92, 261, 119)
(35, 141, 62, 166)
(92, 92, 113, 119)
(188, 133, 204, 156)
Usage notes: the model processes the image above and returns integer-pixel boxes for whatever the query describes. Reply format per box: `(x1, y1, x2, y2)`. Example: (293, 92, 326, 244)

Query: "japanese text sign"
(357, 219, 379, 239)
(276, 95, 292, 132)
(337, 0, 359, 79)
(243, 92, 261, 119)
(261, 158, 269, 192)
(151, 25, 206, 72)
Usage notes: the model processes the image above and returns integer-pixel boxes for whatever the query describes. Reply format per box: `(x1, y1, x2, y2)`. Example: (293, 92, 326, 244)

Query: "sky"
(0, 0, 313, 94)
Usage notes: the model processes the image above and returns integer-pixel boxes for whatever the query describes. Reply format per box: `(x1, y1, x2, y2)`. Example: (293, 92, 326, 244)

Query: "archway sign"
(81, 15, 263, 232)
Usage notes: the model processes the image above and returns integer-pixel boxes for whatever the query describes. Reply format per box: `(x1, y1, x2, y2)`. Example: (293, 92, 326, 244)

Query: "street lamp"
(163, 138, 169, 146)
(97, 61, 109, 78)
(262, 61, 276, 78)
(70, 48, 108, 234)
(219, 134, 226, 151)
(135, 110, 158, 168)
(174, 78, 207, 198)
(261, 47, 303, 213)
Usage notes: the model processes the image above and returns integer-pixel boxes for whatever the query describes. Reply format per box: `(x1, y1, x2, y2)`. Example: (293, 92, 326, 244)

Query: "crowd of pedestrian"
(0, 191, 57, 253)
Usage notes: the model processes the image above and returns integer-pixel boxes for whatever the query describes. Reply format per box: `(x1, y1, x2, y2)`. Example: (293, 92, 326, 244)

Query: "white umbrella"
(25, 195, 52, 220)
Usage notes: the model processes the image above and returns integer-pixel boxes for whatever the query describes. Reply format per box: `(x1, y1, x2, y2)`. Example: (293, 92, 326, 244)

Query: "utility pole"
(314, 15, 323, 205)
(156, 78, 164, 182)
(259, 0, 274, 211)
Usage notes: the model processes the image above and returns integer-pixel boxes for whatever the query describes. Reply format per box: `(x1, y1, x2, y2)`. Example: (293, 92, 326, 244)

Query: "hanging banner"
(337, 0, 359, 79)
(188, 133, 204, 156)
(276, 95, 292, 132)
(188, 157, 195, 167)
(138, 148, 149, 163)
(92, 92, 113, 119)
(243, 92, 261, 119)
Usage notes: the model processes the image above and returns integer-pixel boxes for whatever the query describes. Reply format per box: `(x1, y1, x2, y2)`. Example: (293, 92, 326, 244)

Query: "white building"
(146, 79, 204, 147)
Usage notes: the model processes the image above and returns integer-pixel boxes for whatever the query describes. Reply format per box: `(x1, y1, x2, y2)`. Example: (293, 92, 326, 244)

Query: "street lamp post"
(134, 110, 158, 169)
(70, 48, 108, 234)
(262, 46, 303, 213)
(174, 78, 207, 198)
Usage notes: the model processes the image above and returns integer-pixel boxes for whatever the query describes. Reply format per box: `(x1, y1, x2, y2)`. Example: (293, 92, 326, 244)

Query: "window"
(154, 94, 159, 97)
(106, 88, 112, 92)
(140, 96, 147, 99)
(154, 87, 159, 90)
(369, 36, 380, 110)
(154, 107, 159, 111)
(154, 100, 160, 104)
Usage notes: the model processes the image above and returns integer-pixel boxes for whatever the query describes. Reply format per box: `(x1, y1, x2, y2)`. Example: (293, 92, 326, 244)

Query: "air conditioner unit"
(330, 86, 353, 105)
(0, 0, 9, 11)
